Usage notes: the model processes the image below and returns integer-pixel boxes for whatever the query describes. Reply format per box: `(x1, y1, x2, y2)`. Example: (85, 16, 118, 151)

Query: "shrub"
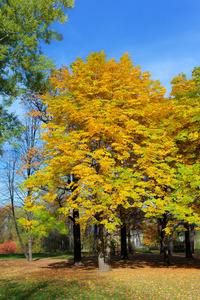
(0, 240, 17, 254)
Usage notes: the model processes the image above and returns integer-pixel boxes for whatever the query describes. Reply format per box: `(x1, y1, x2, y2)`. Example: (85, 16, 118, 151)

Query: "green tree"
(0, 104, 22, 152)
(0, 0, 74, 102)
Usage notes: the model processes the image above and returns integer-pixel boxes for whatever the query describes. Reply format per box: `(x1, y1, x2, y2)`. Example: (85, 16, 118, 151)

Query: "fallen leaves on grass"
(0, 253, 200, 299)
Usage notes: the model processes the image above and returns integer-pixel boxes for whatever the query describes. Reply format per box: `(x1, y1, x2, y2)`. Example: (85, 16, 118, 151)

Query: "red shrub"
(0, 241, 17, 254)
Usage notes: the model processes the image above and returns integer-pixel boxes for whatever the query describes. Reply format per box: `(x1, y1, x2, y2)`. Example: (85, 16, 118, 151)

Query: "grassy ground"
(0, 253, 74, 260)
(0, 252, 200, 299)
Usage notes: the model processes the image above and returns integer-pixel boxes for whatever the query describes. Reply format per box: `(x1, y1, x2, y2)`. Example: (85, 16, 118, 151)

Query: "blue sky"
(41, 0, 200, 95)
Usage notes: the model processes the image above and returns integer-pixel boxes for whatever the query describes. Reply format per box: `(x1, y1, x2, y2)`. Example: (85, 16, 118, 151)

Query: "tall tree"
(22, 52, 174, 271)
(0, 0, 74, 102)
(1, 104, 42, 261)
(169, 69, 200, 227)
(4, 149, 30, 260)
(18, 108, 42, 261)
(0, 0, 74, 154)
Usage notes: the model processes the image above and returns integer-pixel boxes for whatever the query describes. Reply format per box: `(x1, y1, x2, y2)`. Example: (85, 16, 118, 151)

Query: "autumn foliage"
(21, 52, 171, 230)
(20, 51, 200, 242)
(0, 241, 17, 254)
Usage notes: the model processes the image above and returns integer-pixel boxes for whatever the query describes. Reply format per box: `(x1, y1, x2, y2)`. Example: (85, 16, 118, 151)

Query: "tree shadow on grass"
(0, 279, 50, 300)
(111, 253, 200, 269)
(41, 259, 77, 270)
(41, 252, 200, 272)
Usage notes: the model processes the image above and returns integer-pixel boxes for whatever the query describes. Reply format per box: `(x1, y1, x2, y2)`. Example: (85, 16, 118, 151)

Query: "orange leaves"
(49, 66, 70, 92)
(18, 146, 43, 176)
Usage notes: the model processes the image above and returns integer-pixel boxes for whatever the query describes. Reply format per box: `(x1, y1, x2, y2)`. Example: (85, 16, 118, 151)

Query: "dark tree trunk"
(184, 223, 193, 258)
(163, 235, 170, 266)
(98, 223, 111, 272)
(158, 218, 165, 254)
(69, 216, 72, 253)
(120, 206, 128, 259)
(190, 225, 195, 254)
(168, 229, 173, 256)
(93, 224, 98, 253)
(158, 214, 170, 265)
(73, 209, 82, 265)
(121, 224, 128, 259)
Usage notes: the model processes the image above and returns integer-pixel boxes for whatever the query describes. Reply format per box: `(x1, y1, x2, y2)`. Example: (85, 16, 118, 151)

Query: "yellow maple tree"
(22, 52, 175, 228)
(21, 51, 200, 269)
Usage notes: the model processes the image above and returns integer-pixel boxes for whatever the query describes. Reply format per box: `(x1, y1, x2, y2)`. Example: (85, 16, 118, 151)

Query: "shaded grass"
(1, 249, 199, 260)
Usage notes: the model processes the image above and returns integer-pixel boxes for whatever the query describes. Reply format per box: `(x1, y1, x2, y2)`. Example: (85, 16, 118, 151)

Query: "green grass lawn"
(0, 252, 73, 260)
(0, 279, 130, 300)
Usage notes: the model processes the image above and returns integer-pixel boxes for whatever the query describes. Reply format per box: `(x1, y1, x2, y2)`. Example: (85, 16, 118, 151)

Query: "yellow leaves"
(105, 222, 116, 231)
(49, 66, 70, 91)
(143, 205, 157, 217)
(19, 51, 200, 233)
(189, 131, 199, 141)
(164, 227, 172, 235)
(18, 218, 39, 230)
(42, 192, 57, 203)
(132, 143, 142, 155)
